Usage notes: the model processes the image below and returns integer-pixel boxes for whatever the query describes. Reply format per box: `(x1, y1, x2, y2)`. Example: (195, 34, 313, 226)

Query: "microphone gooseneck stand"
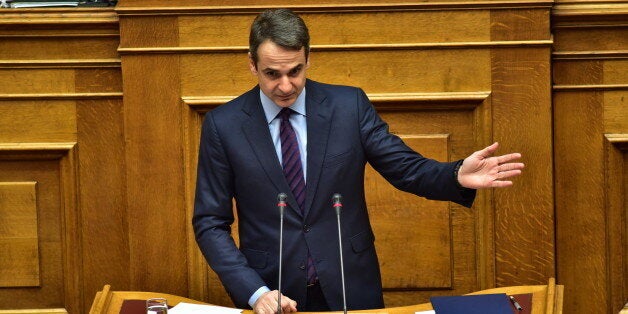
(277, 193, 287, 314)
(332, 193, 348, 314)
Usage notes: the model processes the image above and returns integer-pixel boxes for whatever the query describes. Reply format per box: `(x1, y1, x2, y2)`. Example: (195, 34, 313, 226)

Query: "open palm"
(457, 142, 524, 189)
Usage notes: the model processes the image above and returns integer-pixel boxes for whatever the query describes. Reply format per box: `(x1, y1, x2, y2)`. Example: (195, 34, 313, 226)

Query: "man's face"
(249, 40, 309, 108)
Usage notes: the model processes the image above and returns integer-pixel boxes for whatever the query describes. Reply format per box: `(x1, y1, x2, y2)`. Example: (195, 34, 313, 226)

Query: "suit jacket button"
(299, 264, 305, 270)
(303, 225, 310, 233)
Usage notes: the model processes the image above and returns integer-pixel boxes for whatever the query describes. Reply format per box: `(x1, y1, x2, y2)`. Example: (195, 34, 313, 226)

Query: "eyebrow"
(262, 64, 304, 73)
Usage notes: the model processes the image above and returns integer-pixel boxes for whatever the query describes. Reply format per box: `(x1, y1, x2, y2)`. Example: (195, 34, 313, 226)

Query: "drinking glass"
(146, 298, 168, 314)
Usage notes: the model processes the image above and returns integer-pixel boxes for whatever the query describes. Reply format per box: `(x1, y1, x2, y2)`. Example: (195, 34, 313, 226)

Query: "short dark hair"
(249, 9, 310, 66)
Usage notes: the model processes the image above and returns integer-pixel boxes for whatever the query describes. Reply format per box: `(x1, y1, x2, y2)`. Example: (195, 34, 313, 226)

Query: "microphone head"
(277, 193, 287, 203)
(332, 193, 342, 205)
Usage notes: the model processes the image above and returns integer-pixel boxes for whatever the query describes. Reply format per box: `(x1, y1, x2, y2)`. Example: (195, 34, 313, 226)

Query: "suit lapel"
(240, 88, 302, 216)
(304, 81, 332, 218)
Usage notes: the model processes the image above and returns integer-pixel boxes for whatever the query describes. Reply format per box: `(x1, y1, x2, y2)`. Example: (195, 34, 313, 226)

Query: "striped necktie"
(278, 108, 317, 285)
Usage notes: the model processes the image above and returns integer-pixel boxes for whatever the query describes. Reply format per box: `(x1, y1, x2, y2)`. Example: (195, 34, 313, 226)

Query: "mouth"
(278, 94, 295, 101)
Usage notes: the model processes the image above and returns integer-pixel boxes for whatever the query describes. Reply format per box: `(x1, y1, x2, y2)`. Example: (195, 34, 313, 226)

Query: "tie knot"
(279, 108, 293, 122)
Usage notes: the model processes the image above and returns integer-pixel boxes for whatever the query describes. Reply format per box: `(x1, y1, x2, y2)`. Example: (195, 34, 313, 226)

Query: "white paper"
(168, 302, 243, 314)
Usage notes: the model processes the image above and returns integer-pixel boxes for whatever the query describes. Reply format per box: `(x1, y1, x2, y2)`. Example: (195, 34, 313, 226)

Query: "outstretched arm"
(457, 142, 524, 189)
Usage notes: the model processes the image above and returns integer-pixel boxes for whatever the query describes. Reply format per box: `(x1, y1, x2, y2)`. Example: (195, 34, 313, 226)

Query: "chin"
(276, 99, 295, 107)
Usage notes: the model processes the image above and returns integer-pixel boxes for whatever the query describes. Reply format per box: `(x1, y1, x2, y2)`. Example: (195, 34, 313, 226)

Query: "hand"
(457, 142, 524, 189)
(253, 290, 298, 314)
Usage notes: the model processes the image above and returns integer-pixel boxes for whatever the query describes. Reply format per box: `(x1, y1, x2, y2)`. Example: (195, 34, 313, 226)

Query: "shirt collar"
(260, 88, 307, 124)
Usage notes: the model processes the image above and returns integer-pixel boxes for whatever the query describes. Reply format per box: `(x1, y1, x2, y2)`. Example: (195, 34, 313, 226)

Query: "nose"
(278, 76, 292, 94)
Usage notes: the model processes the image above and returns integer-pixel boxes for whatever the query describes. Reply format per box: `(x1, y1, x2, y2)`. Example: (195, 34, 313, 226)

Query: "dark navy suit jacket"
(193, 80, 475, 310)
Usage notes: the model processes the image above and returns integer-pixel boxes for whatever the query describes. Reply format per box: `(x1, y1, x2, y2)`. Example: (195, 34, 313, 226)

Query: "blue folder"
(430, 293, 514, 314)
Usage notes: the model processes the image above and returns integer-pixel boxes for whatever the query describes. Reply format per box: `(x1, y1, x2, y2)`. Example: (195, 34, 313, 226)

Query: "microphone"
(332, 193, 347, 314)
(277, 193, 287, 314)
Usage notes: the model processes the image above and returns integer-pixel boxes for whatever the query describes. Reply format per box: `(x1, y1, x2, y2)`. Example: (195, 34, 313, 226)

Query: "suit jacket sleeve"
(355, 88, 476, 207)
(192, 111, 266, 307)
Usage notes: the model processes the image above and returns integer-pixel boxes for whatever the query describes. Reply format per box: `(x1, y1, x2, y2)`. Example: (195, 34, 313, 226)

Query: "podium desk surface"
(90, 278, 562, 314)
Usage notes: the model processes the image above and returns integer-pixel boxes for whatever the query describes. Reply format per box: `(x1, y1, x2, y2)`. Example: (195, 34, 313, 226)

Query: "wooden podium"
(89, 278, 563, 314)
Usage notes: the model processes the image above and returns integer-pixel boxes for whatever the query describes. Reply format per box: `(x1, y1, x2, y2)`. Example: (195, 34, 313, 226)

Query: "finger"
(496, 153, 522, 164)
(499, 162, 525, 172)
(491, 180, 514, 188)
(280, 296, 297, 312)
(497, 169, 522, 180)
(476, 142, 499, 158)
(287, 299, 298, 312)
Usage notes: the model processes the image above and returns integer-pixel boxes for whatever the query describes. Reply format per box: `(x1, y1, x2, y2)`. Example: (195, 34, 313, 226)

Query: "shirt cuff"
(248, 286, 271, 308)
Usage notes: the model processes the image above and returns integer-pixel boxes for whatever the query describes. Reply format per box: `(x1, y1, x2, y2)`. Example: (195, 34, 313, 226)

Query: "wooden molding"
(0, 8, 118, 26)
(0, 93, 123, 100)
(115, 1, 553, 15)
(603, 134, 627, 311)
(605, 134, 628, 150)
(182, 91, 490, 111)
(0, 59, 121, 69)
(552, 2, 628, 26)
(553, 84, 628, 91)
(119, 40, 552, 54)
(552, 50, 628, 60)
(0, 310, 68, 314)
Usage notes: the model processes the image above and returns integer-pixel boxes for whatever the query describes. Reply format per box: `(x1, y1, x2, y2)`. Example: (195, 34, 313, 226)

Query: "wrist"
(453, 160, 464, 189)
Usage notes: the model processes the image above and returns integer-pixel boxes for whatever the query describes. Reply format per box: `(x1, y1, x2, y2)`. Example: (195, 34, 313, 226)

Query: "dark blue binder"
(430, 293, 514, 314)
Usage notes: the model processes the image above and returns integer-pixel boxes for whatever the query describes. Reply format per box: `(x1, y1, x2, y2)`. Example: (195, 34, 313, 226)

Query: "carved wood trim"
(0, 8, 118, 26)
(119, 41, 552, 54)
(0, 93, 123, 100)
(181, 101, 209, 301)
(552, 50, 628, 60)
(552, 2, 628, 26)
(115, 1, 553, 15)
(0, 59, 121, 69)
(182, 92, 489, 113)
(553, 84, 628, 91)
(603, 134, 627, 312)
(183, 92, 489, 105)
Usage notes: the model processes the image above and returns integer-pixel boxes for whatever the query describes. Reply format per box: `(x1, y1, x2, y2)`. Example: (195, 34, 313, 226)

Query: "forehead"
(256, 40, 307, 68)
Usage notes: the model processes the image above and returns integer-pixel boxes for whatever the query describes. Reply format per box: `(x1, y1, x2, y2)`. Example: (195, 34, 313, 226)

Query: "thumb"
(476, 142, 499, 158)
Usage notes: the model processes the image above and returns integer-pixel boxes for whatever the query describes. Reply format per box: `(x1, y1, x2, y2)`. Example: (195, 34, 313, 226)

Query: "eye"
(289, 67, 302, 77)
(265, 71, 279, 79)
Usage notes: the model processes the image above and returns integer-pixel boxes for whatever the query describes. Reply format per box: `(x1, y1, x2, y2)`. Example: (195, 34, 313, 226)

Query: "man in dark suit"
(193, 8, 523, 313)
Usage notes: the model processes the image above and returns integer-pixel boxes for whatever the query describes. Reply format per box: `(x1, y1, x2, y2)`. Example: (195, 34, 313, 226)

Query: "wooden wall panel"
(121, 54, 188, 296)
(0, 144, 79, 313)
(0, 182, 40, 287)
(177, 10, 491, 47)
(2, 0, 598, 312)
(553, 2, 628, 313)
(76, 97, 128, 304)
(367, 136, 452, 290)
(0, 8, 121, 313)
(118, 1, 554, 309)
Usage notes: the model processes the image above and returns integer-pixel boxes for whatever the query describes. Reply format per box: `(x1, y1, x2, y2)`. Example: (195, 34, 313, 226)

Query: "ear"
(248, 52, 258, 75)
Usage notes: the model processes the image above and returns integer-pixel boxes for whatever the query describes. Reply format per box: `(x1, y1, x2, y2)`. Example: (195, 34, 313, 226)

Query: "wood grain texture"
(0, 145, 79, 311)
(76, 98, 129, 306)
(366, 135, 452, 289)
(0, 101, 77, 143)
(552, 2, 628, 312)
(180, 49, 492, 96)
(115, 0, 554, 12)
(178, 10, 490, 48)
(375, 103, 478, 306)
(0, 182, 40, 287)
(604, 135, 627, 314)
(554, 91, 608, 313)
(121, 54, 188, 296)
(491, 9, 554, 287)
